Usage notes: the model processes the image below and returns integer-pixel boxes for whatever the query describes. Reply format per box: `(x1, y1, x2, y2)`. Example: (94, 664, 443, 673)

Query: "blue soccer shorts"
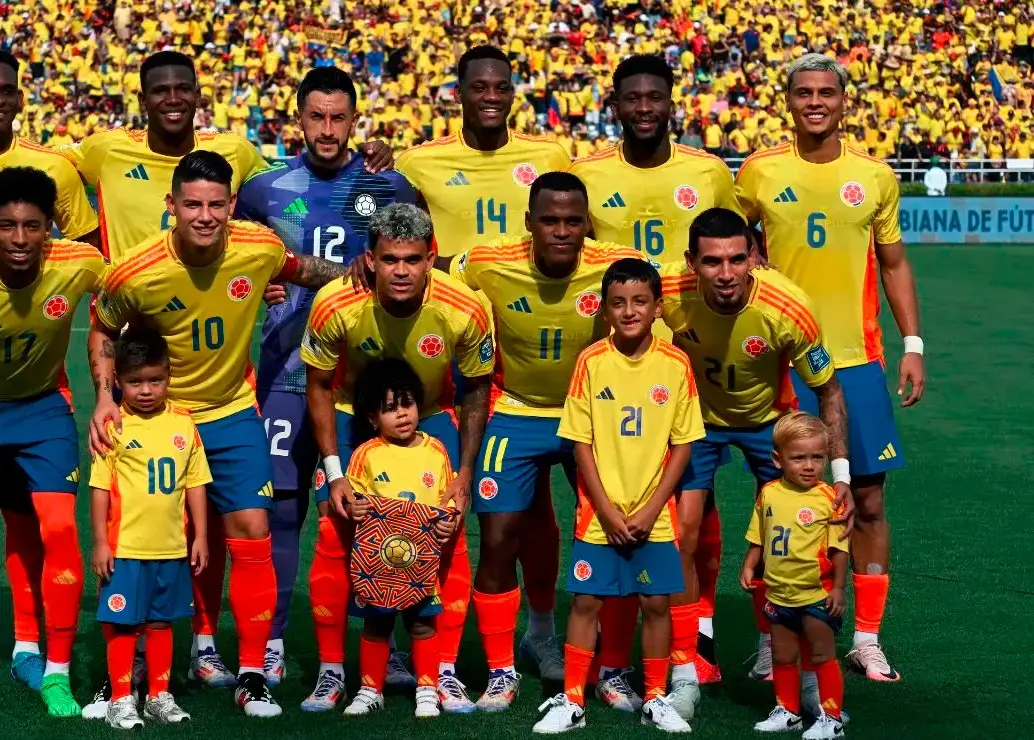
(567, 539, 685, 597)
(763, 598, 843, 634)
(791, 360, 906, 476)
(349, 592, 443, 620)
(195, 407, 275, 514)
(472, 412, 576, 514)
(259, 389, 319, 495)
(0, 390, 79, 511)
(97, 558, 193, 625)
(679, 421, 780, 493)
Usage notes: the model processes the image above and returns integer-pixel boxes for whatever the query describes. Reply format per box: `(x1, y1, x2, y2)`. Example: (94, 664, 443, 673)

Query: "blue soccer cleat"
(10, 651, 45, 691)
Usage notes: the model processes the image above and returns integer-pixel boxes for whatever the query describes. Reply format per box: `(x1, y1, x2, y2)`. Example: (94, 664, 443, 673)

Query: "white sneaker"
(520, 632, 566, 682)
(81, 680, 111, 720)
(264, 646, 286, 687)
(437, 673, 476, 714)
(641, 696, 692, 733)
(143, 691, 191, 724)
(386, 651, 417, 687)
(106, 694, 144, 730)
(475, 669, 520, 712)
(300, 668, 346, 712)
(802, 712, 845, 739)
(533, 693, 586, 734)
(343, 686, 385, 716)
(845, 642, 900, 682)
(415, 685, 440, 718)
(595, 669, 643, 712)
(666, 678, 700, 721)
(234, 672, 282, 717)
(748, 637, 773, 680)
(754, 705, 803, 733)
(189, 647, 238, 688)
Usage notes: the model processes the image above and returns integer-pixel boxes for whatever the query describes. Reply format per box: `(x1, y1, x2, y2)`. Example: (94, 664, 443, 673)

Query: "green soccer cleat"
(41, 673, 81, 718)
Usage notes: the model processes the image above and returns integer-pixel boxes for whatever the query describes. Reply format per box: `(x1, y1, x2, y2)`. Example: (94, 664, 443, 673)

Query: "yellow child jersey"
(95, 222, 288, 424)
(61, 128, 268, 260)
(660, 265, 833, 427)
(558, 337, 706, 545)
(301, 270, 493, 417)
(0, 240, 107, 401)
(746, 478, 848, 607)
(0, 137, 98, 240)
(450, 238, 641, 417)
(735, 141, 902, 368)
(347, 432, 454, 508)
(89, 403, 212, 560)
(394, 131, 570, 256)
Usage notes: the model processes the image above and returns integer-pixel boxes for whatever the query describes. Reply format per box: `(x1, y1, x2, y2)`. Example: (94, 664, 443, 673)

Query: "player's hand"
(191, 539, 209, 575)
(92, 542, 114, 582)
(831, 482, 855, 540)
(599, 506, 634, 546)
(433, 514, 457, 544)
(442, 470, 471, 516)
(825, 587, 846, 617)
(359, 140, 394, 173)
(346, 255, 371, 293)
(263, 281, 287, 306)
(89, 399, 121, 457)
(349, 493, 372, 521)
(898, 352, 925, 407)
(739, 564, 756, 592)
(626, 502, 662, 541)
(329, 478, 354, 519)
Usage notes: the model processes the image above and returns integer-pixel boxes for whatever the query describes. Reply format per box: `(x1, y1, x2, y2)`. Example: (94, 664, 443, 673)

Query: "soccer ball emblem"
(650, 384, 670, 406)
(573, 560, 593, 582)
(742, 335, 770, 358)
(840, 182, 866, 207)
(43, 294, 69, 320)
(512, 163, 538, 186)
(417, 334, 445, 358)
(575, 290, 602, 317)
(314, 469, 327, 490)
(354, 193, 377, 217)
(796, 507, 816, 527)
(422, 471, 436, 488)
(673, 185, 699, 210)
(107, 594, 127, 613)
(380, 534, 417, 568)
(478, 477, 499, 500)
(227, 276, 253, 302)
(172, 434, 187, 451)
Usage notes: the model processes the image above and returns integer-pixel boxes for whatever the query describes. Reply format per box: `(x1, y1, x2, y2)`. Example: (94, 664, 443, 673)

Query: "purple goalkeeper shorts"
(258, 389, 320, 495)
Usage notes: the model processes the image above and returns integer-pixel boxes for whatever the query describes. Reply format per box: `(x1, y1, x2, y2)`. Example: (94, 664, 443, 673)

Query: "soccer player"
(300, 203, 492, 713)
(736, 53, 925, 682)
(234, 66, 417, 685)
(90, 328, 211, 729)
(0, 166, 107, 717)
(534, 258, 702, 735)
(86, 151, 352, 716)
(445, 172, 641, 711)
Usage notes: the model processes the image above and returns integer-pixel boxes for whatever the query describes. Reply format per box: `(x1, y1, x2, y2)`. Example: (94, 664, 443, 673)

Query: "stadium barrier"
(899, 196, 1034, 244)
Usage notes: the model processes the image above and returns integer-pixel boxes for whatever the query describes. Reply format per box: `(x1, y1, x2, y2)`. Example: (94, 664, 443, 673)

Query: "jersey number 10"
(148, 457, 176, 495)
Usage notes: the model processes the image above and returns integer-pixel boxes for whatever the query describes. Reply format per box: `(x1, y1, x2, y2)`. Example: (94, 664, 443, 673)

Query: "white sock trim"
(672, 662, 698, 683)
(853, 630, 879, 647)
(698, 617, 714, 639)
(192, 633, 216, 653)
(13, 640, 40, 657)
(266, 638, 284, 653)
(439, 662, 456, 676)
(44, 660, 70, 676)
(318, 662, 344, 676)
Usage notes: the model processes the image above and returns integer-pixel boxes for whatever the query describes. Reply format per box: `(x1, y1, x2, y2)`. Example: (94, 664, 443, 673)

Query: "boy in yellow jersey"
(91, 328, 211, 730)
(736, 54, 925, 682)
(339, 358, 467, 720)
(741, 412, 848, 740)
(0, 167, 106, 717)
(534, 258, 702, 735)
(301, 203, 492, 714)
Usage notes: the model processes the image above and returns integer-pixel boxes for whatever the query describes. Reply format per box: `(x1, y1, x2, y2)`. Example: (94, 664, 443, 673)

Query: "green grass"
(2, 245, 1032, 738)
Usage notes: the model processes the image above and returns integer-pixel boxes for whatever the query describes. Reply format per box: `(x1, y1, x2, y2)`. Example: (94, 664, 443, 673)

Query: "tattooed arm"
(277, 251, 348, 290)
(443, 374, 491, 519)
(87, 320, 121, 456)
(814, 374, 854, 537)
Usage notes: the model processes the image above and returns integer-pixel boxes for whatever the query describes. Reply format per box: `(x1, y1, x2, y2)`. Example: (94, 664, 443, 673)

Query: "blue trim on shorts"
(567, 539, 684, 596)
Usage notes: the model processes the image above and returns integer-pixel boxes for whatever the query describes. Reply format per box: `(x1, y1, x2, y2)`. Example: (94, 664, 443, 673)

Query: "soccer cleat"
(595, 669, 643, 712)
(640, 695, 692, 733)
(106, 694, 144, 730)
(81, 679, 112, 720)
(533, 693, 587, 734)
(475, 669, 520, 712)
(747, 638, 773, 681)
(235, 671, 282, 717)
(519, 632, 566, 682)
(41, 673, 81, 718)
(144, 691, 191, 723)
(10, 651, 45, 691)
(264, 646, 286, 687)
(802, 712, 845, 739)
(189, 647, 238, 688)
(845, 643, 900, 682)
(666, 678, 700, 721)
(754, 705, 803, 733)
(301, 668, 346, 712)
(414, 685, 441, 718)
(343, 686, 385, 715)
(694, 653, 722, 685)
(437, 672, 476, 714)
(385, 651, 417, 687)
(801, 673, 851, 725)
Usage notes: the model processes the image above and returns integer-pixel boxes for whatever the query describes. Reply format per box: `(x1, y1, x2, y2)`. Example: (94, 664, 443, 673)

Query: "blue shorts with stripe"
(472, 412, 576, 514)
(679, 421, 780, 493)
(258, 389, 319, 495)
(97, 557, 193, 625)
(791, 361, 905, 476)
(196, 407, 275, 514)
(567, 540, 684, 597)
(0, 391, 79, 511)
(763, 598, 842, 634)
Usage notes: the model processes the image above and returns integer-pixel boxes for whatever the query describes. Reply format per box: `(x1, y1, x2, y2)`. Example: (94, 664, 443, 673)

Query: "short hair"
(0, 51, 19, 78)
(772, 411, 828, 452)
(368, 203, 433, 250)
(352, 358, 425, 441)
(140, 50, 196, 91)
(458, 45, 511, 83)
(171, 150, 234, 194)
(528, 171, 588, 211)
(786, 53, 848, 93)
(613, 54, 674, 94)
(687, 207, 751, 259)
(602, 257, 661, 301)
(0, 167, 57, 222)
(297, 66, 357, 109)
(115, 327, 170, 376)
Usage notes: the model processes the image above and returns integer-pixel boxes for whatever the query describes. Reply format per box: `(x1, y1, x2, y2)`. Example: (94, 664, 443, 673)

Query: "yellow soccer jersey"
(0, 137, 98, 240)
(0, 240, 107, 401)
(347, 432, 454, 508)
(62, 128, 267, 260)
(395, 131, 570, 256)
(735, 141, 902, 369)
(559, 337, 705, 545)
(301, 270, 493, 416)
(89, 403, 212, 560)
(571, 142, 740, 264)
(746, 479, 848, 607)
(660, 265, 834, 427)
(95, 221, 287, 423)
(450, 238, 642, 417)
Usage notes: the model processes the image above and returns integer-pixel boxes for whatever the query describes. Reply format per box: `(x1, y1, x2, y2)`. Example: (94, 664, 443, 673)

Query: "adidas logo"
(53, 569, 78, 585)
(126, 440, 143, 450)
(258, 482, 273, 498)
(65, 469, 79, 483)
(283, 197, 308, 215)
(125, 164, 149, 180)
(877, 443, 897, 461)
(766, 506, 773, 516)
(506, 296, 532, 313)
(374, 471, 391, 483)
(602, 192, 626, 208)
(162, 297, 186, 312)
(250, 609, 272, 622)
(636, 570, 652, 585)
(679, 328, 701, 343)
(359, 337, 381, 352)
(773, 187, 798, 203)
(312, 605, 333, 618)
(446, 171, 470, 186)
(595, 387, 616, 400)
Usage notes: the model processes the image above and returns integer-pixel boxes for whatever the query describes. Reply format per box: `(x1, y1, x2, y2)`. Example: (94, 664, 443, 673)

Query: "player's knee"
(407, 616, 436, 640)
(362, 616, 394, 641)
(638, 595, 669, 622)
(570, 594, 604, 621)
(222, 509, 270, 540)
(853, 481, 886, 525)
(678, 527, 701, 558)
(36, 510, 77, 546)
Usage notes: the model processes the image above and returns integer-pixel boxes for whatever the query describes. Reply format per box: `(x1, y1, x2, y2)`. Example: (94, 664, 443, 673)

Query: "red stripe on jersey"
(757, 285, 820, 341)
(107, 243, 168, 291)
(675, 144, 724, 163)
(574, 472, 595, 540)
(774, 350, 797, 413)
(573, 148, 618, 165)
(735, 143, 792, 180)
(408, 134, 458, 151)
(430, 282, 489, 332)
(309, 290, 370, 332)
(45, 245, 103, 262)
(862, 236, 882, 363)
(469, 243, 529, 263)
(660, 276, 697, 296)
(568, 340, 609, 397)
(583, 246, 640, 264)
(435, 294, 489, 333)
(656, 343, 698, 396)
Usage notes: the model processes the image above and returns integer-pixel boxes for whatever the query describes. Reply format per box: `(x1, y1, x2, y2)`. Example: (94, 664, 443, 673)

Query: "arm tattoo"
(87, 328, 119, 398)
(458, 377, 491, 476)
(290, 253, 347, 289)
(100, 338, 115, 358)
(816, 376, 849, 460)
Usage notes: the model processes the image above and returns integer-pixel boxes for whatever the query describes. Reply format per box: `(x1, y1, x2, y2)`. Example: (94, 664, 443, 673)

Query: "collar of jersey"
(791, 138, 847, 163)
(457, 129, 512, 152)
(616, 138, 677, 169)
(605, 335, 657, 364)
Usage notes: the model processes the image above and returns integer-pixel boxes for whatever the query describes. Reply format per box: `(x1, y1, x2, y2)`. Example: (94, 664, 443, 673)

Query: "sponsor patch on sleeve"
(479, 335, 494, 364)
(806, 345, 832, 374)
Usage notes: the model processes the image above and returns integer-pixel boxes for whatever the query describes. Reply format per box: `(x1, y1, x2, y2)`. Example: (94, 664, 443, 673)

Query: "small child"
(741, 411, 849, 739)
(90, 328, 211, 730)
(338, 358, 464, 719)
(536, 258, 705, 735)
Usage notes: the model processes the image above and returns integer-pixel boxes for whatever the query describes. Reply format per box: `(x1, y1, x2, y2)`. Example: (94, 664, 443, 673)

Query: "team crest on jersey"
(172, 434, 187, 451)
(227, 275, 253, 302)
(840, 181, 866, 207)
(417, 334, 445, 358)
(43, 294, 70, 320)
(422, 471, 436, 488)
(478, 477, 499, 500)
(314, 469, 327, 490)
(796, 507, 816, 527)
(107, 594, 127, 613)
(354, 193, 378, 217)
(649, 384, 670, 406)
(573, 560, 592, 582)
(575, 290, 602, 317)
(512, 163, 538, 186)
(673, 185, 699, 211)
(742, 335, 770, 359)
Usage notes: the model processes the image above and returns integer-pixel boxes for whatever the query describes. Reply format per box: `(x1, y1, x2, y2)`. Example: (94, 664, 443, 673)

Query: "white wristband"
(830, 458, 851, 485)
(323, 455, 344, 482)
(903, 336, 924, 356)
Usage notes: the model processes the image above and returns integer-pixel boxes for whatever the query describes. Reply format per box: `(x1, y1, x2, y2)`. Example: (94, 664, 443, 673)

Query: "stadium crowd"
(0, 0, 1033, 165)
